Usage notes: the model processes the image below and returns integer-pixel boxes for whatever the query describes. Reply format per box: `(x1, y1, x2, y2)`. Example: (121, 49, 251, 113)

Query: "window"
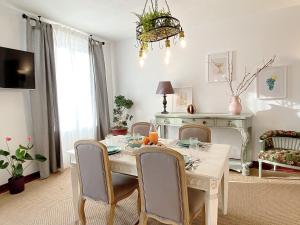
(53, 25, 96, 165)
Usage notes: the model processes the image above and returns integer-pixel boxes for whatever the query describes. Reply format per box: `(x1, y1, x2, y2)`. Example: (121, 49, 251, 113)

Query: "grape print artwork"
(257, 66, 287, 99)
(266, 75, 277, 91)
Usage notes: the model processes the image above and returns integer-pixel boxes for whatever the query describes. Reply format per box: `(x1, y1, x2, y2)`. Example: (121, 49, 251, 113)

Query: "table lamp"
(156, 81, 174, 114)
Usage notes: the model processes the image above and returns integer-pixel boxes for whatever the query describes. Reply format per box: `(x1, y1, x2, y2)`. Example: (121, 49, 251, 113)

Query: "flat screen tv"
(0, 46, 35, 89)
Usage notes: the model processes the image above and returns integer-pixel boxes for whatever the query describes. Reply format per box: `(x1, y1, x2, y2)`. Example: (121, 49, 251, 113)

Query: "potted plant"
(134, 8, 173, 48)
(0, 136, 47, 194)
(135, 9, 172, 33)
(112, 95, 134, 136)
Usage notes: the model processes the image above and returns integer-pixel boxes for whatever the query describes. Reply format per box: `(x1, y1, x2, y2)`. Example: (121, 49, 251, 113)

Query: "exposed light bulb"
(165, 47, 171, 65)
(139, 58, 145, 67)
(166, 47, 171, 57)
(180, 38, 186, 48)
(139, 47, 146, 67)
(142, 51, 147, 60)
(164, 39, 171, 65)
(179, 30, 186, 48)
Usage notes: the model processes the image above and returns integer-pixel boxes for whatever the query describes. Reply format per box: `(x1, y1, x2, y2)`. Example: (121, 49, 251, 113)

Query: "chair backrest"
(136, 147, 189, 225)
(131, 122, 151, 137)
(74, 140, 113, 203)
(272, 137, 300, 150)
(179, 124, 211, 142)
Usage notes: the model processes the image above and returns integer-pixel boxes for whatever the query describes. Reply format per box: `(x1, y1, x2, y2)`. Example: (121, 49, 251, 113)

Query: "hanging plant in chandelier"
(134, 0, 186, 66)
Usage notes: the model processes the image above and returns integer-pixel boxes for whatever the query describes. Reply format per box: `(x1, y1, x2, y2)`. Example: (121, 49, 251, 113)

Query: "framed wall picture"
(172, 87, 193, 112)
(207, 51, 232, 83)
(257, 66, 287, 99)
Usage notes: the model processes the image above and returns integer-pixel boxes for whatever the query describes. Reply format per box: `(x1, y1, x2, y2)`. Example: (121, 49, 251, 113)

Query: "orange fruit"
(143, 136, 150, 145)
(149, 132, 158, 144)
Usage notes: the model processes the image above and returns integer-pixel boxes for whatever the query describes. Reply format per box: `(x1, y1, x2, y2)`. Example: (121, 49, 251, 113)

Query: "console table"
(155, 113, 253, 175)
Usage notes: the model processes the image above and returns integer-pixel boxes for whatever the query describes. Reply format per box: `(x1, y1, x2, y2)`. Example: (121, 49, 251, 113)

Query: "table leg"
(221, 160, 229, 215)
(159, 124, 166, 138)
(71, 164, 80, 225)
(205, 192, 219, 225)
(238, 128, 251, 176)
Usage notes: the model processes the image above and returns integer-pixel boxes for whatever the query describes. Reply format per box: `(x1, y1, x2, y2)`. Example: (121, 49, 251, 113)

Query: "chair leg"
(137, 190, 141, 215)
(108, 204, 116, 225)
(258, 160, 262, 178)
(201, 207, 206, 225)
(79, 198, 86, 225)
(197, 206, 205, 225)
(139, 212, 148, 225)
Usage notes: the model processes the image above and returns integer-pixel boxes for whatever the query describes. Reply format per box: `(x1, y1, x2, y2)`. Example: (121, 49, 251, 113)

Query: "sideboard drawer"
(182, 118, 215, 127)
(156, 117, 182, 126)
(216, 119, 243, 128)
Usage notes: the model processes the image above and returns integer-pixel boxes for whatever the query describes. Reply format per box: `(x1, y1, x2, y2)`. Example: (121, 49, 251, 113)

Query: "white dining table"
(68, 138, 230, 225)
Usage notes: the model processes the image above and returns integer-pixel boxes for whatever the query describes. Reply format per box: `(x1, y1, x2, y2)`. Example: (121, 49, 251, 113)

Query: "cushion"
(260, 130, 300, 150)
(112, 172, 138, 202)
(258, 149, 300, 167)
(140, 152, 184, 223)
(76, 143, 109, 203)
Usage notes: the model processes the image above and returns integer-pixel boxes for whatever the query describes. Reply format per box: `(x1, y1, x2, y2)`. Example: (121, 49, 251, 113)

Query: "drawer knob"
(202, 121, 207, 125)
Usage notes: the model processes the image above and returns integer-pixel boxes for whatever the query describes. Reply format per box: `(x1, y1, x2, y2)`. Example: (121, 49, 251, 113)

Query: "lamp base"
(161, 94, 169, 114)
(161, 111, 169, 114)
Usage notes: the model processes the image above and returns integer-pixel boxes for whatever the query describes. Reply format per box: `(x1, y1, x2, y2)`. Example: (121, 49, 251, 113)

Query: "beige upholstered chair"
(179, 124, 212, 143)
(131, 122, 151, 137)
(136, 147, 205, 225)
(74, 140, 139, 225)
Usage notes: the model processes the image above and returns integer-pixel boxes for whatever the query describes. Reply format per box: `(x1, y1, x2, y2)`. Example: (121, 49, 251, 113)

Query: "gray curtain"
(89, 39, 110, 140)
(26, 19, 62, 178)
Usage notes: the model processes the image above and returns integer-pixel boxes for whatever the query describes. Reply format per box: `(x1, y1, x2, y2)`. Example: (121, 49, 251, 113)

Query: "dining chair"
(179, 124, 212, 143)
(74, 140, 140, 225)
(136, 146, 205, 225)
(131, 122, 151, 136)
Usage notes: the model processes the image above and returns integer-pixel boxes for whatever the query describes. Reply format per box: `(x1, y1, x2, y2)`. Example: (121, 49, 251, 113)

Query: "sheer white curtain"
(53, 25, 96, 166)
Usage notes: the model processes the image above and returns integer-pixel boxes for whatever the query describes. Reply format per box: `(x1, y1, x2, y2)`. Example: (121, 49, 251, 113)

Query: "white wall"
(0, 3, 37, 185)
(112, 6, 300, 160)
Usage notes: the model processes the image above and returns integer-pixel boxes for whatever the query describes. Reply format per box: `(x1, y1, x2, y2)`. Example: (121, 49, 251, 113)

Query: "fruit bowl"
(128, 140, 143, 148)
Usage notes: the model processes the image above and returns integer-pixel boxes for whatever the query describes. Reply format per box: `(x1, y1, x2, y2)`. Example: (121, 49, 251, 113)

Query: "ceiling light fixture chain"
(164, 0, 171, 13)
(135, 0, 186, 66)
(142, 0, 149, 16)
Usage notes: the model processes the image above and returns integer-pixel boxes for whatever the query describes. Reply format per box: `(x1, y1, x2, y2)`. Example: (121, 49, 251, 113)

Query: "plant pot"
(8, 176, 25, 194)
(111, 128, 128, 136)
(229, 96, 242, 115)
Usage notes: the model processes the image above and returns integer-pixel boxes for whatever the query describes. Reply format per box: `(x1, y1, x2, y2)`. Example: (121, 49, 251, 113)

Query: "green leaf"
(15, 163, 23, 176)
(35, 154, 47, 162)
(15, 148, 26, 160)
(11, 155, 25, 163)
(114, 95, 133, 109)
(19, 144, 29, 150)
(24, 153, 33, 160)
(0, 149, 10, 156)
(0, 160, 9, 169)
(113, 95, 133, 128)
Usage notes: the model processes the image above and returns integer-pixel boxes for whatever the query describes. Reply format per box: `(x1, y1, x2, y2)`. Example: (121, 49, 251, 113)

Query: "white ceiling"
(2, 0, 300, 41)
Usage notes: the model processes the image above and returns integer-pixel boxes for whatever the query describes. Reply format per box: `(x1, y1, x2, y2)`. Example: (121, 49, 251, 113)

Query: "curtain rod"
(22, 13, 105, 45)
(89, 35, 105, 45)
(22, 13, 39, 22)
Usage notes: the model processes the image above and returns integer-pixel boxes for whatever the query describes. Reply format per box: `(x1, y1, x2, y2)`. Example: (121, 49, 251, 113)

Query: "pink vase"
(229, 96, 242, 115)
